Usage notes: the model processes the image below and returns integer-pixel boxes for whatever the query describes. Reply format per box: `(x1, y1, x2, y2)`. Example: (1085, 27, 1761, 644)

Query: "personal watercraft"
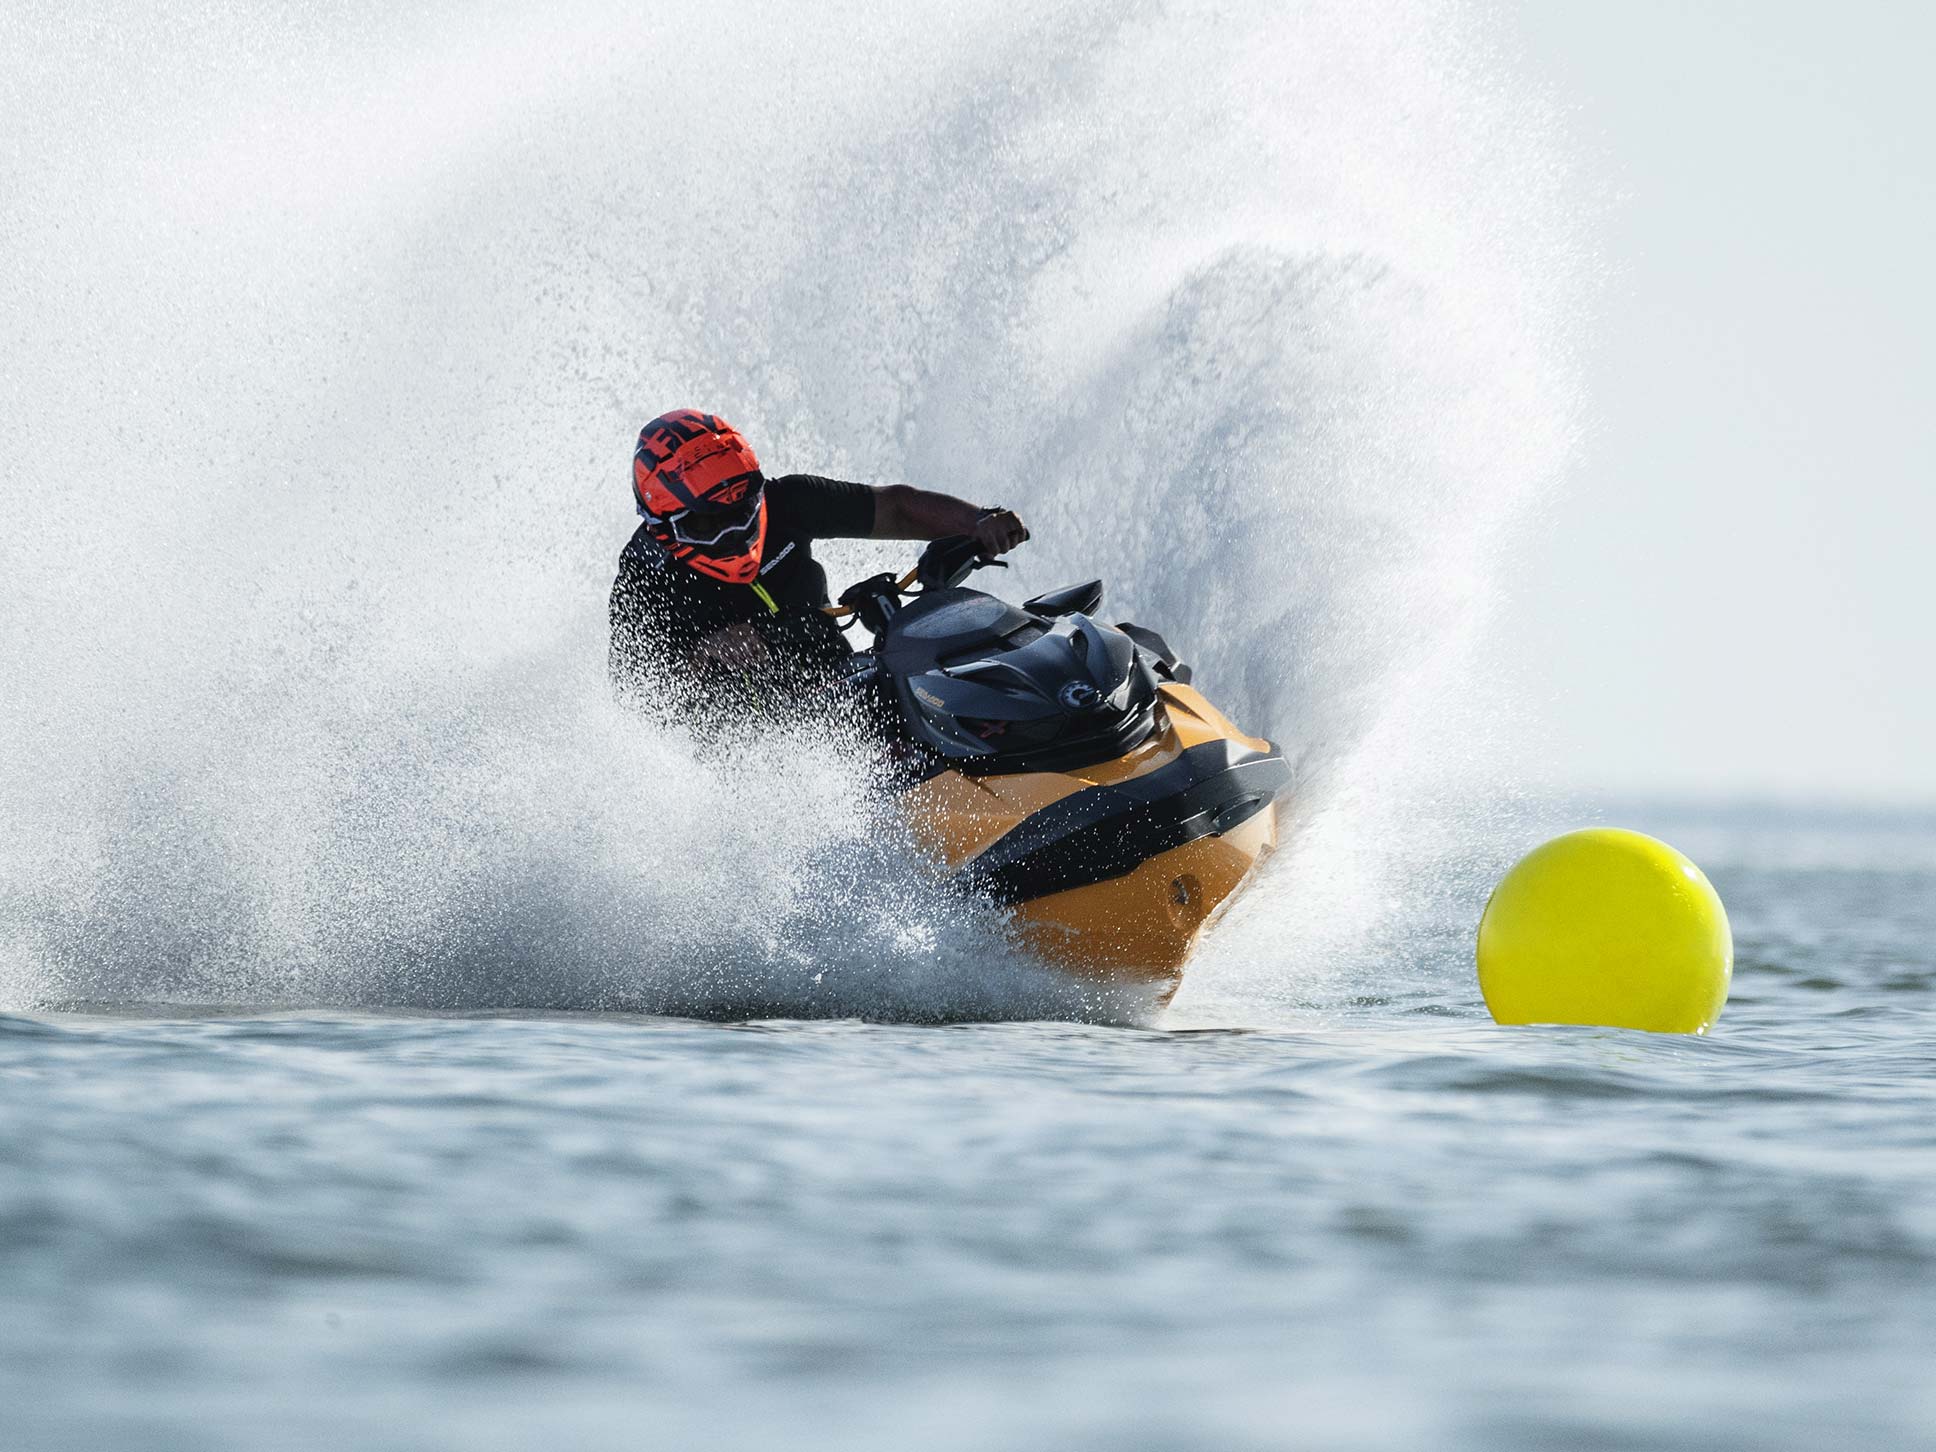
(833, 537, 1292, 1001)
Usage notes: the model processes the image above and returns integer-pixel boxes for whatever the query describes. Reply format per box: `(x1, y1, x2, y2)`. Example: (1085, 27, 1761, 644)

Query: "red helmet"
(632, 409, 767, 585)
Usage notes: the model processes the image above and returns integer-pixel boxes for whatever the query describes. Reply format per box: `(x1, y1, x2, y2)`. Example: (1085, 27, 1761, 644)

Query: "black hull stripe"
(952, 740, 1293, 906)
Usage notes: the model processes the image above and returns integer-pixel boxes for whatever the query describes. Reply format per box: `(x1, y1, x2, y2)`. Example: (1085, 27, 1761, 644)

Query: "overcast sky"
(1496, 1, 1934, 805)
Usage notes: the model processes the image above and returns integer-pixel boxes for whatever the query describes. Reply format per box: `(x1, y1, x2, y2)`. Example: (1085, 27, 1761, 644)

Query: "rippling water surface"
(4, 809, 1932, 1451)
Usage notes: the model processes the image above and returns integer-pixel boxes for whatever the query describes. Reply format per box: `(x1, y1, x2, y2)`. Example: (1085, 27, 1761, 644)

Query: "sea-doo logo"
(1059, 681, 1103, 712)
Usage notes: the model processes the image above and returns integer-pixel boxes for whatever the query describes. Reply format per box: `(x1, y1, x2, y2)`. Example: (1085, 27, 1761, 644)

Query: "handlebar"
(914, 533, 1007, 590)
(824, 534, 1010, 636)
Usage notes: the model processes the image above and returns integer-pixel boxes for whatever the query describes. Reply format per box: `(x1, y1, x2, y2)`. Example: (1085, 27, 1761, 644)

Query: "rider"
(609, 409, 1028, 716)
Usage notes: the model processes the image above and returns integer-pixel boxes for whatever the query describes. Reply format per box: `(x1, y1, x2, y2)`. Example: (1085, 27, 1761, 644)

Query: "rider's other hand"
(697, 622, 770, 671)
(971, 508, 1029, 557)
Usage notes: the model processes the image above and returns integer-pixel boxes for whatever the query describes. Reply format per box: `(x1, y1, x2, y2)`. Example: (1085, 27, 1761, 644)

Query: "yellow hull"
(898, 684, 1283, 1000)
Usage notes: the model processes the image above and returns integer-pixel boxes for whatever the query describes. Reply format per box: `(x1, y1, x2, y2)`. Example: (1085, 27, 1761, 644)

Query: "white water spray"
(1, 0, 1587, 1019)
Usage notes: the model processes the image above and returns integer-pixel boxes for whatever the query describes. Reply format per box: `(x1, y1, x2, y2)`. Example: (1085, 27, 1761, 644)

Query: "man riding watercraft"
(608, 409, 1292, 999)
(608, 409, 1027, 718)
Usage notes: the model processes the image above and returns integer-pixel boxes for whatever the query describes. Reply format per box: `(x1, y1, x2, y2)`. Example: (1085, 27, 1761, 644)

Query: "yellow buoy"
(1477, 828, 1732, 1034)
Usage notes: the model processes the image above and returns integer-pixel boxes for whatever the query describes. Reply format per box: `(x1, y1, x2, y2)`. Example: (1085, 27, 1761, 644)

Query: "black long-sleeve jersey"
(608, 473, 877, 710)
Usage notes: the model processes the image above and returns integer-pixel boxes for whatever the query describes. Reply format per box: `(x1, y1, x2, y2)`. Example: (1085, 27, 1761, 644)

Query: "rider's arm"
(871, 485, 1029, 556)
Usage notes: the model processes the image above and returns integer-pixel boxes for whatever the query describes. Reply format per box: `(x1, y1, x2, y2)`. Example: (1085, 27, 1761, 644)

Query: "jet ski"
(832, 537, 1292, 1001)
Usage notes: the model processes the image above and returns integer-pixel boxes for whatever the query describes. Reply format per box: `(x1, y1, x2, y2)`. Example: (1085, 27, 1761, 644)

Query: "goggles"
(643, 475, 765, 556)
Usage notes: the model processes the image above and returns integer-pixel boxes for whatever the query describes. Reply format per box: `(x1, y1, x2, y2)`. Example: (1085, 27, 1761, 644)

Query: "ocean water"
(4, 806, 1933, 1451)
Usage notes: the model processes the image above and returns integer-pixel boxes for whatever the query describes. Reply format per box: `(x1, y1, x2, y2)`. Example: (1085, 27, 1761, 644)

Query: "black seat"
(878, 588, 1039, 676)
